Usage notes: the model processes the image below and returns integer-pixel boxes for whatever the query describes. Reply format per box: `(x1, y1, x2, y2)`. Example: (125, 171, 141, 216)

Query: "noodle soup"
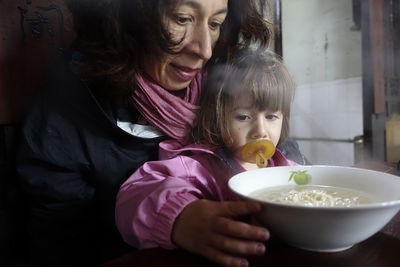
(229, 166, 400, 251)
(250, 185, 378, 207)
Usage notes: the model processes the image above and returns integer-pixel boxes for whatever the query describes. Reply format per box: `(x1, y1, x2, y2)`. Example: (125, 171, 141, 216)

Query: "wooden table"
(102, 161, 400, 267)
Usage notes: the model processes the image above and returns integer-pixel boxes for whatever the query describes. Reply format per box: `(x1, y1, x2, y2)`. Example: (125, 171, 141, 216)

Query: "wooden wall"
(361, 0, 400, 161)
(0, 0, 74, 124)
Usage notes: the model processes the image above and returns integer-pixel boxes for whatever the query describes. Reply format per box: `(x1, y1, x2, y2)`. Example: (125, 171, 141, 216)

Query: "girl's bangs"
(229, 62, 294, 114)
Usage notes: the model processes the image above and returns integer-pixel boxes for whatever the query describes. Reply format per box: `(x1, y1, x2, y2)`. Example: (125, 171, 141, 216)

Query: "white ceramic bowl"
(228, 165, 400, 252)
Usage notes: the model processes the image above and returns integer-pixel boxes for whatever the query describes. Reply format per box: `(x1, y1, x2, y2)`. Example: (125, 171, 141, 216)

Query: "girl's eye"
(266, 114, 279, 120)
(236, 115, 250, 121)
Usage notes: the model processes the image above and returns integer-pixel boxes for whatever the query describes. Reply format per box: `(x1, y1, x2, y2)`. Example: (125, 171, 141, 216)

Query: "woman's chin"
(164, 80, 192, 92)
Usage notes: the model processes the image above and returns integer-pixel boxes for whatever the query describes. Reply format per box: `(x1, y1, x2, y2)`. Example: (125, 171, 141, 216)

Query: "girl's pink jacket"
(115, 140, 297, 249)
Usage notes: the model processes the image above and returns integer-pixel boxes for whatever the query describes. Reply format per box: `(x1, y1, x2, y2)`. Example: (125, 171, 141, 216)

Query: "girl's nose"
(251, 117, 269, 139)
(187, 23, 213, 61)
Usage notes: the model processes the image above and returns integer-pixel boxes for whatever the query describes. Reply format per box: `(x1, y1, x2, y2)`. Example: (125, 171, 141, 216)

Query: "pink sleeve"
(115, 156, 211, 249)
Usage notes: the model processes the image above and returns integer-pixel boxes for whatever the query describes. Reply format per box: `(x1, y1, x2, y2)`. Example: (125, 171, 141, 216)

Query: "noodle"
(250, 185, 376, 207)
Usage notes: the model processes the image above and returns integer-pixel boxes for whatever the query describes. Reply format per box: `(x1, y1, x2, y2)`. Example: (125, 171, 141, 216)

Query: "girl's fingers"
(208, 231, 267, 256)
(172, 200, 269, 267)
(213, 216, 270, 242)
(213, 201, 269, 242)
(218, 201, 262, 217)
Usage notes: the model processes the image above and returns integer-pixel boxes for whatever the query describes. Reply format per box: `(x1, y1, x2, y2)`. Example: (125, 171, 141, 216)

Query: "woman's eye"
(209, 21, 222, 30)
(174, 15, 190, 25)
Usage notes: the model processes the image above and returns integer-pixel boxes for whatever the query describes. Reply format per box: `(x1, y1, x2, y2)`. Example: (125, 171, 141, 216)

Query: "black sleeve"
(16, 88, 97, 266)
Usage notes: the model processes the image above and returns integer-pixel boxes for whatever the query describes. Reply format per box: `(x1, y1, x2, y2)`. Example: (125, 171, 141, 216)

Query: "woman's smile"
(170, 63, 200, 81)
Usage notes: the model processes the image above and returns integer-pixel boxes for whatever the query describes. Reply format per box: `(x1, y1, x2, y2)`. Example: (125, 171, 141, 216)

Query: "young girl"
(115, 48, 298, 267)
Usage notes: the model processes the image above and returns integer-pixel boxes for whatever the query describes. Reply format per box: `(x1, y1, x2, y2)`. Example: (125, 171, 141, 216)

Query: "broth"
(249, 185, 378, 207)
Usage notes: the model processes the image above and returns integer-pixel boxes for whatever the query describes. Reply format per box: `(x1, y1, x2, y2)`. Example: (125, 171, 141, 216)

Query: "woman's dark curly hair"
(66, 0, 272, 98)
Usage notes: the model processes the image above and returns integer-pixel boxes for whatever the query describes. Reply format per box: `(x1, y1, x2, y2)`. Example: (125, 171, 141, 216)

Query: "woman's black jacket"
(16, 52, 163, 266)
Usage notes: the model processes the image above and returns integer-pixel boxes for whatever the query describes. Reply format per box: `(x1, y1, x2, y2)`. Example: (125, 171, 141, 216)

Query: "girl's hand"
(171, 199, 270, 267)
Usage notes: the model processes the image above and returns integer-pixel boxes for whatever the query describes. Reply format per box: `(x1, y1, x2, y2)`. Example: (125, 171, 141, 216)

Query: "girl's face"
(227, 92, 283, 170)
(144, 0, 228, 91)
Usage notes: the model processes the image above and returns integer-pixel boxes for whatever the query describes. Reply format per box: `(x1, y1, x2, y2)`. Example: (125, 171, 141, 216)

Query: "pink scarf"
(132, 71, 204, 143)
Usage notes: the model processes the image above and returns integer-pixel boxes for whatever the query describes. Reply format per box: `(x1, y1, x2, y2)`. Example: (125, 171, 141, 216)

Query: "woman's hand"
(171, 199, 270, 267)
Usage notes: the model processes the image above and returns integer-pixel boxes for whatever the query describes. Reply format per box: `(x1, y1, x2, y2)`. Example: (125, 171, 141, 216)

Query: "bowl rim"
(235, 190, 400, 211)
(228, 165, 400, 210)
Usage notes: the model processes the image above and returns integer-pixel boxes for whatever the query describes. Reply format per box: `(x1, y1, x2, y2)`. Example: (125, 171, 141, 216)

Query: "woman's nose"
(251, 118, 269, 139)
(187, 23, 213, 61)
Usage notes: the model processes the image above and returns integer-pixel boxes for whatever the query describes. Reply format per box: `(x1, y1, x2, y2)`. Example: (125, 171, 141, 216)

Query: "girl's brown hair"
(66, 0, 272, 99)
(193, 48, 295, 150)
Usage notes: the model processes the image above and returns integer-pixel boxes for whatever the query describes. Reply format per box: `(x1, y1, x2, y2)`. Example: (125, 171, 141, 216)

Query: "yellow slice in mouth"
(241, 140, 276, 168)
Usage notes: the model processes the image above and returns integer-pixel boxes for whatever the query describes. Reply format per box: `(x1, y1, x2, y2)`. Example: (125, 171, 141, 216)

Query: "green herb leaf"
(288, 170, 309, 185)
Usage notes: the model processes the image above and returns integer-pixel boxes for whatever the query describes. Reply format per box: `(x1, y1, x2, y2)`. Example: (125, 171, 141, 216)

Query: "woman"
(16, 0, 272, 266)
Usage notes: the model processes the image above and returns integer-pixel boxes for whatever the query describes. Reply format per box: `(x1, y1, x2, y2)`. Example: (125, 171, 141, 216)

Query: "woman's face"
(227, 92, 283, 169)
(144, 0, 228, 91)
